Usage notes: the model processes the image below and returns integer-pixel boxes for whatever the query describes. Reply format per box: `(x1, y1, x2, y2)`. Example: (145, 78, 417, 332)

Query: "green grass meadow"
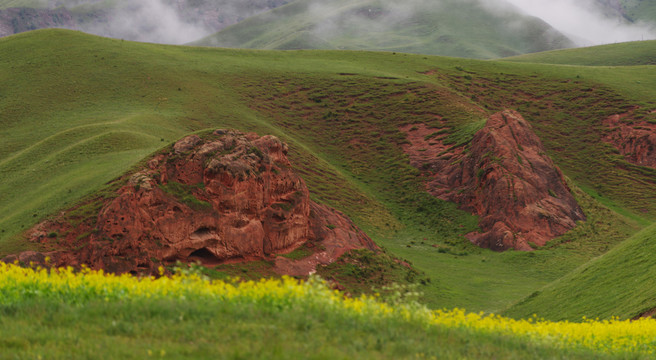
(503, 40, 656, 66)
(505, 223, 656, 321)
(0, 300, 629, 360)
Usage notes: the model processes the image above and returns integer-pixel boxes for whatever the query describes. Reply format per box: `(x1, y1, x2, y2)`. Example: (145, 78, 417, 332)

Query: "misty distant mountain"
(1, 0, 654, 50)
(504, 0, 656, 45)
(593, 0, 656, 23)
(194, 0, 575, 59)
(0, 0, 291, 43)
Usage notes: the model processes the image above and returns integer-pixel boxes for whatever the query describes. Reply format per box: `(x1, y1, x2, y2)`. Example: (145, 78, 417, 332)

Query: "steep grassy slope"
(1, 30, 655, 315)
(195, 0, 573, 59)
(503, 40, 656, 65)
(505, 223, 656, 321)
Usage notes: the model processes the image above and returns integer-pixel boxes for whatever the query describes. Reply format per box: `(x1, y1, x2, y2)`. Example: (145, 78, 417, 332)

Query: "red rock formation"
(401, 110, 585, 251)
(10, 130, 376, 275)
(603, 114, 656, 169)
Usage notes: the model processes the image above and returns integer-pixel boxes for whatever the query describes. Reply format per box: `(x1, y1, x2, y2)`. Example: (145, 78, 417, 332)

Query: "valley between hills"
(1, 28, 656, 358)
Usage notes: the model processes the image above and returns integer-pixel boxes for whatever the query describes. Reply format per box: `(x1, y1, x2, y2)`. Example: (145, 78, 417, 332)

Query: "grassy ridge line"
(505, 223, 656, 321)
(502, 40, 656, 66)
(0, 262, 654, 359)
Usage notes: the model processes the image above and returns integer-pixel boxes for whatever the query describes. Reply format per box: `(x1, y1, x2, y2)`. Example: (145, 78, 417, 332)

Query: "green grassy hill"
(505, 223, 656, 321)
(503, 40, 656, 66)
(195, 0, 574, 59)
(1, 29, 656, 319)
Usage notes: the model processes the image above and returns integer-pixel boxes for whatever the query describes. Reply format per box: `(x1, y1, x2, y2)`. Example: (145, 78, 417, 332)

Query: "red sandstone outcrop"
(401, 110, 586, 251)
(603, 114, 656, 169)
(8, 130, 376, 275)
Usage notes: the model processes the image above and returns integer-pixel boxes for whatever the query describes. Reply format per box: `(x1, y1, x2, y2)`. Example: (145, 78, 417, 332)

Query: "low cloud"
(79, 0, 211, 45)
(501, 0, 656, 45)
(41, 0, 656, 46)
(307, 0, 656, 48)
(309, 0, 445, 43)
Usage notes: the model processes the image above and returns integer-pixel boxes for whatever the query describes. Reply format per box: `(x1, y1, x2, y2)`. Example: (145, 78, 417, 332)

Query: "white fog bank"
(503, 0, 656, 45)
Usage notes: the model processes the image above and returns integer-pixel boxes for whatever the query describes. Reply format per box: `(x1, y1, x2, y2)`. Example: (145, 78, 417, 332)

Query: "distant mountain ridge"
(1, 0, 654, 53)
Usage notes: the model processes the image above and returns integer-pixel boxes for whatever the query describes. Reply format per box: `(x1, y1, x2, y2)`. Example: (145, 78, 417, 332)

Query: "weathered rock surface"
(603, 114, 656, 169)
(9, 130, 376, 274)
(401, 110, 586, 251)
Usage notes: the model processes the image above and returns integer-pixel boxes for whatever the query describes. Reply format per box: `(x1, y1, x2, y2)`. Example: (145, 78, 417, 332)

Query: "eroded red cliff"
(401, 110, 586, 251)
(10, 130, 376, 275)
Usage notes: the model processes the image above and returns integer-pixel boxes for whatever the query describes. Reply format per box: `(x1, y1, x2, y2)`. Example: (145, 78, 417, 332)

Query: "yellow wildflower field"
(1, 262, 654, 356)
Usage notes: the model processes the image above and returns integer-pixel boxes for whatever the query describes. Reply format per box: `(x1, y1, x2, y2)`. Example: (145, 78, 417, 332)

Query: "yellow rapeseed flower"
(0, 262, 654, 356)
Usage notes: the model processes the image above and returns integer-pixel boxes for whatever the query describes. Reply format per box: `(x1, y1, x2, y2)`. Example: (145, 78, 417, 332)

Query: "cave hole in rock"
(233, 219, 249, 229)
(188, 247, 221, 265)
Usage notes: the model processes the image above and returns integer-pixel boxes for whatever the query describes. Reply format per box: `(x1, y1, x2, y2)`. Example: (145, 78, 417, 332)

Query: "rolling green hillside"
(503, 40, 656, 66)
(505, 223, 656, 321)
(1, 29, 656, 318)
(195, 0, 574, 59)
